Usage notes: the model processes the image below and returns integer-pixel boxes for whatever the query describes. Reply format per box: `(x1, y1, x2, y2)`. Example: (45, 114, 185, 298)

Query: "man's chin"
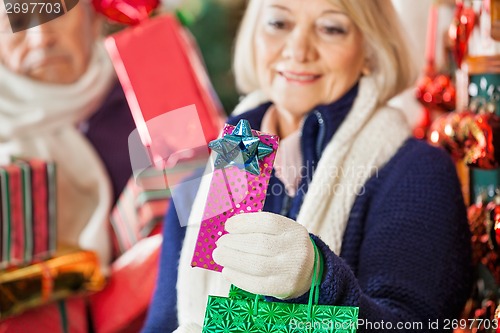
(28, 67, 79, 85)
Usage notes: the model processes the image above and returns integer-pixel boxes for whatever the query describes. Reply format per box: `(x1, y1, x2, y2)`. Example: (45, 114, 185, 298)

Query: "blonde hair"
(233, 0, 417, 105)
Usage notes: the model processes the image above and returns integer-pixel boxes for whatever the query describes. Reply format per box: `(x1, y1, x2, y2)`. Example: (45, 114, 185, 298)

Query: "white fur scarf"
(0, 44, 116, 275)
(176, 76, 412, 325)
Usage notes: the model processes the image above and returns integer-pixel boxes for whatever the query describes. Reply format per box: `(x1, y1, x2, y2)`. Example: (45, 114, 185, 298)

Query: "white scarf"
(176, 76, 412, 325)
(0, 44, 116, 275)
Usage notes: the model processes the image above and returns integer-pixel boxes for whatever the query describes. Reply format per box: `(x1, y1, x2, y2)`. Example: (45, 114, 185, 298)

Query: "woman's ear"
(361, 63, 372, 76)
(361, 46, 374, 76)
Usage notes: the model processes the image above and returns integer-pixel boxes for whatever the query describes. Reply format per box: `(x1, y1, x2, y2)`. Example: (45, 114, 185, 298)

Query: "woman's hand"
(213, 212, 315, 299)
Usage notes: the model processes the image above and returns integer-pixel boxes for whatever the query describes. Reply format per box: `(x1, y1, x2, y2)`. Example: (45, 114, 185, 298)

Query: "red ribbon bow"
(92, 0, 160, 25)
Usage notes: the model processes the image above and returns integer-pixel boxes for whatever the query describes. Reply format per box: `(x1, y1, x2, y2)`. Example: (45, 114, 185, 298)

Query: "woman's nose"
(282, 28, 318, 63)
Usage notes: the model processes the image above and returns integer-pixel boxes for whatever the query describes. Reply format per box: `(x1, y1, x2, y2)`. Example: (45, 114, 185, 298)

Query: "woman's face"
(255, 0, 366, 125)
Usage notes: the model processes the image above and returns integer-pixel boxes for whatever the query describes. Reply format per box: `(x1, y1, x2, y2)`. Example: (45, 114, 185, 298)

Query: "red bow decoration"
(92, 0, 160, 25)
(449, 2, 476, 68)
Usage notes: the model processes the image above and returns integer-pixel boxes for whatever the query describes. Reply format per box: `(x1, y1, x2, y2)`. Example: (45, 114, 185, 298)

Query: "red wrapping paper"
(104, 14, 224, 169)
(89, 235, 162, 333)
(0, 297, 87, 333)
(0, 159, 57, 268)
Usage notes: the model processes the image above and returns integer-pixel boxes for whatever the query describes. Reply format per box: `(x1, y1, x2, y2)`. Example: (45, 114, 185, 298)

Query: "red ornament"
(416, 5, 456, 113)
(496, 305, 500, 333)
(449, 2, 476, 68)
(491, 204, 500, 248)
(413, 108, 431, 140)
(468, 202, 489, 265)
(428, 110, 473, 160)
(92, 0, 160, 25)
(416, 73, 456, 112)
(464, 112, 499, 169)
(467, 199, 500, 285)
(473, 300, 497, 333)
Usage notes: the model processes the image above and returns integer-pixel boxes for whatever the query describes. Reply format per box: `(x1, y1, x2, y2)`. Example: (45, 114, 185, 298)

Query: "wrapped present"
(1, 164, 24, 267)
(0, 159, 57, 268)
(0, 298, 87, 333)
(111, 133, 211, 257)
(28, 159, 57, 261)
(0, 248, 105, 319)
(110, 175, 169, 257)
(192, 120, 279, 272)
(202, 238, 359, 332)
(101, 2, 224, 169)
(90, 234, 162, 333)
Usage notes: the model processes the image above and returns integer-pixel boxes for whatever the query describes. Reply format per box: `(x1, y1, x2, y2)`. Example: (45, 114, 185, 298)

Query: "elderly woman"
(143, 0, 472, 332)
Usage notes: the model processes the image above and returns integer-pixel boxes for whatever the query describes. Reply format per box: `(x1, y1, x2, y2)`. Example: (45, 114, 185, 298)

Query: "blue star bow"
(208, 119, 273, 175)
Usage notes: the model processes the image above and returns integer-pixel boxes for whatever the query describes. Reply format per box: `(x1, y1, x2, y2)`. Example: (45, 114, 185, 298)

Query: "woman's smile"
(276, 70, 323, 84)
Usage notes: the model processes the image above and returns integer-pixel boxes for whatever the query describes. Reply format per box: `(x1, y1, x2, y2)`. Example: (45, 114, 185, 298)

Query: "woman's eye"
(268, 20, 288, 30)
(320, 26, 346, 35)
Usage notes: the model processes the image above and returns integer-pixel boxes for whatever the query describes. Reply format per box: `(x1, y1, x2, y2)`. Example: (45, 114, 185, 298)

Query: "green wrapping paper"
(202, 240, 359, 332)
(203, 292, 359, 332)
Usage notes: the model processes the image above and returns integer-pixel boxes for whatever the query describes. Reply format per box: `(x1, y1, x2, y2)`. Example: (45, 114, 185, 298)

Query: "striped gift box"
(110, 173, 170, 257)
(0, 159, 57, 269)
(111, 153, 208, 257)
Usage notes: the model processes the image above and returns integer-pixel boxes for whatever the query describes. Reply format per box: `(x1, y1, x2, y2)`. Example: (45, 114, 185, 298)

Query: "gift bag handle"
(251, 237, 324, 321)
(307, 237, 324, 321)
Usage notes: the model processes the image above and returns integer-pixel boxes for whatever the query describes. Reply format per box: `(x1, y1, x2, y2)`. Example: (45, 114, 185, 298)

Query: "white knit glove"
(212, 212, 315, 300)
(173, 323, 202, 333)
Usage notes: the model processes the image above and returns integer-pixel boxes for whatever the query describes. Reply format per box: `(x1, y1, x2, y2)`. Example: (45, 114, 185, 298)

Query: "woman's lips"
(278, 71, 322, 84)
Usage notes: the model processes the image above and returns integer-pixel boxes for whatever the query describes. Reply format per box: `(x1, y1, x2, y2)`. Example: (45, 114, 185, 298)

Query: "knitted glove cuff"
(310, 234, 361, 306)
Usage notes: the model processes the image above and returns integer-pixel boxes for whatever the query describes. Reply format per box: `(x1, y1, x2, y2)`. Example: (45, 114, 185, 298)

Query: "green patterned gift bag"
(202, 239, 359, 332)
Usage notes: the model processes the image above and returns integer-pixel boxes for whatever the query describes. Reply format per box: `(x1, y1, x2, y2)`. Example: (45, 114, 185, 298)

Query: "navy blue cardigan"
(142, 85, 473, 332)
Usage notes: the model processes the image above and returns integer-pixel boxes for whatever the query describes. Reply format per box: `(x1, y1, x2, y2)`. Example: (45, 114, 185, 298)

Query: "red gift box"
(105, 14, 224, 169)
(90, 234, 162, 333)
(0, 297, 87, 333)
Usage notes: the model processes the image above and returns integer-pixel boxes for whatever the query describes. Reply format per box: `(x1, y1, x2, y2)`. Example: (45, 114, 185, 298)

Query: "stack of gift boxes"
(0, 159, 105, 331)
(2, 3, 226, 332)
(85, 3, 225, 331)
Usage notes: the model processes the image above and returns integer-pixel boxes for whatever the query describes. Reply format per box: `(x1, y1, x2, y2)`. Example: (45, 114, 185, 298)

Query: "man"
(0, 0, 136, 274)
